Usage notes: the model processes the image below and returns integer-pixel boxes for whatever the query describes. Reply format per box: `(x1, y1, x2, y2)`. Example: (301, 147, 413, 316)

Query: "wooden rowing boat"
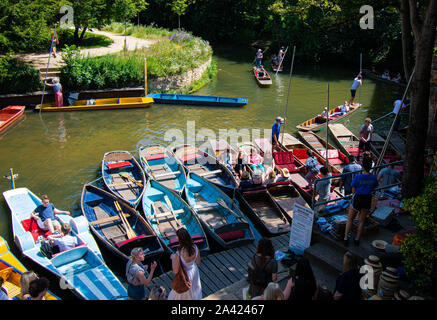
(0, 236, 59, 300)
(362, 69, 406, 88)
(185, 172, 255, 249)
(147, 93, 247, 107)
(267, 182, 310, 220)
(102, 151, 146, 208)
(328, 123, 360, 158)
(3, 187, 127, 300)
(172, 144, 238, 194)
(35, 97, 153, 112)
(139, 144, 186, 195)
(296, 103, 361, 132)
(278, 133, 307, 150)
(297, 130, 349, 173)
(0, 106, 25, 133)
(81, 184, 165, 265)
(253, 66, 272, 87)
(236, 186, 290, 236)
(142, 179, 209, 255)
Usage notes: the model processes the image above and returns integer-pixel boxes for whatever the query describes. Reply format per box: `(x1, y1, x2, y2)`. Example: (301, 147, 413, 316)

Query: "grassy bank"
(61, 23, 213, 91)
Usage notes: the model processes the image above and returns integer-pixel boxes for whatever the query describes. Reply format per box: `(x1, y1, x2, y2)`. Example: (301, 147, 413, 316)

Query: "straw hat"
(364, 255, 382, 269)
(281, 168, 290, 178)
(394, 290, 410, 300)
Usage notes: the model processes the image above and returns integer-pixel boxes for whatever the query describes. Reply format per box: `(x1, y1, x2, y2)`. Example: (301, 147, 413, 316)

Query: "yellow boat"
(0, 236, 59, 300)
(35, 96, 154, 112)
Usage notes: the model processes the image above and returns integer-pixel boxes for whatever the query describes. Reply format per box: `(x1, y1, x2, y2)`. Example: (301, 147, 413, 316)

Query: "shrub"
(0, 56, 41, 94)
(400, 178, 437, 290)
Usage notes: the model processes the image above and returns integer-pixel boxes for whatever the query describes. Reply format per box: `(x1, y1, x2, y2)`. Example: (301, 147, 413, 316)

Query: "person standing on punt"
(358, 118, 373, 161)
(255, 49, 263, 67)
(349, 72, 362, 105)
(272, 116, 285, 153)
(44, 77, 64, 108)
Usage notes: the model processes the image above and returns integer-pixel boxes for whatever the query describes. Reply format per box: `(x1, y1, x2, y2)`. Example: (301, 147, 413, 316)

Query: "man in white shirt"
(392, 99, 406, 131)
(349, 72, 362, 105)
(48, 223, 78, 252)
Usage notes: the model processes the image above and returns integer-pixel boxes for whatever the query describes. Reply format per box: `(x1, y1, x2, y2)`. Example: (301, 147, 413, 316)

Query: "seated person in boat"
(276, 168, 291, 182)
(381, 70, 390, 80)
(264, 170, 278, 185)
(239, 171, 253, 189)
(224, 148, 237, 176)
(31, 195, 70, 234)
(252, 170, 264, 186)
(47, 223, 78, 253)
(392, 73, 402, 83)
(234, 150, 245, 179)
(271, 55, 279, 68)
(315, 107, 329, 123)
(340, 101, 350, 113)
(262, 151, 275, 173)
(297, 150, 320, 188)
(249, 149, 265, 173)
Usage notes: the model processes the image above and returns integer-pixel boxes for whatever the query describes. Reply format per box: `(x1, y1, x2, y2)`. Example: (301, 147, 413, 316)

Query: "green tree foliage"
(168, 0, 195, 30)
(0, 56, 41, 94)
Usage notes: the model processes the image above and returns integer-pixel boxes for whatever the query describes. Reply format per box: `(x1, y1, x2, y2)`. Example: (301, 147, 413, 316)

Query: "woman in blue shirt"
(343, 157, 378, 246)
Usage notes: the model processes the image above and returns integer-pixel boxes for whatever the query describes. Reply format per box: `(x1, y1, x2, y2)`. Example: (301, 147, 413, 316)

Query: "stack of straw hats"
(361, 255, 383, 298)
(378, 267, 400, 300)
(394, 289, 410, 300)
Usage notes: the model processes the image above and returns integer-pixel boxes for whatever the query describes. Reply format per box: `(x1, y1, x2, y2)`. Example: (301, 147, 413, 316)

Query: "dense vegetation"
(0, 56, 41, 94)
(60, 25, 213, 91)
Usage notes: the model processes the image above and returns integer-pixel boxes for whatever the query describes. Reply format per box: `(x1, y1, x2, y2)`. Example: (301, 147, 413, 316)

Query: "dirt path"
(15, 29, 156, 70)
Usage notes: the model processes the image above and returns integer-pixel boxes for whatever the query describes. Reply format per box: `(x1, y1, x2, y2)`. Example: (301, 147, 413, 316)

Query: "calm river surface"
(0, 46, 404, 297)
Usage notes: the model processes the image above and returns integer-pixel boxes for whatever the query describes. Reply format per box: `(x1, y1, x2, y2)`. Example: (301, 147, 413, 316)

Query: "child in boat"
(47, 223, 78, 253)
(249, 149, 265, 173)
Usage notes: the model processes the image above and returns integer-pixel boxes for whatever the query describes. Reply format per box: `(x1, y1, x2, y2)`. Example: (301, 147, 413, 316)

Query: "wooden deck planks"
(206, 254, 241, 283)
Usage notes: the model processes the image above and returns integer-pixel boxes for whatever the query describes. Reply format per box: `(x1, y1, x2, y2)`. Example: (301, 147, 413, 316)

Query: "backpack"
(249, 257, 272, 288)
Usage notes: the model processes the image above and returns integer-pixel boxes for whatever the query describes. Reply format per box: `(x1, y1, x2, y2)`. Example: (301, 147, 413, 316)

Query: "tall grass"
(60, 24, 213, 91)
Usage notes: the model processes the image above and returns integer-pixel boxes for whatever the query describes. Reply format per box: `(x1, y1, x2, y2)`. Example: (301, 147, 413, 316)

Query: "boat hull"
(147, 93, 247, 107)
(0, 106, 25, 133)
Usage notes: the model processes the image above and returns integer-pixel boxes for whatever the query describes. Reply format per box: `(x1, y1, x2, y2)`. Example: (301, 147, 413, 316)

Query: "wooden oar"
(141, 156, 157, 179)
(119, 172, 143, 187)
(163, 195, 183, 229)
(216, 198, 244, 222)
(114, 201, 136, 239)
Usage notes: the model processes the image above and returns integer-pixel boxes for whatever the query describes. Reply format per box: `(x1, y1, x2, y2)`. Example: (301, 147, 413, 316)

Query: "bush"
(0, 56, 41, 94)
(400, 178, 437, 290)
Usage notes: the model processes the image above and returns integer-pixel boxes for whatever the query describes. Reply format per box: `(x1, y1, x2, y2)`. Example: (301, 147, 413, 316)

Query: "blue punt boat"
(185, 172, 255, 249)
(142, 179, 209, 255)
(146, 93, 248, 107)
(102, 150, 146, 208)
(2, 187, 127, 300)
(81, 184, 165, 264)
(173, 144, 238, 195)
(139, 144, 187, 195)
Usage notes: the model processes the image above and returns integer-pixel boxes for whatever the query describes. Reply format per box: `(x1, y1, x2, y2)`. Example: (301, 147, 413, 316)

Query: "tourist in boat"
(377, 160, 401, 187)
(392, 99, 406, 131)
(168, 228, 202, 300)
(254, 49, 263, 67)
(333, 251, 362, 300)
(284, 257, 318, 300)
(276, 168, 291, 182)
(297, 150, 320, 188)
(252, 170, 264, 186)
(340, 101, 350, 114)
(349, 72, 362, 105)
(343, 157, 378, 247)
(314, 166, 331, 206)
(392, 73, 402, 83)
(224, 148, 237, 176)
(126, 247, 158, 300)
(31, 194, 70, 234)
(358, 118, 373, 161)
(234, 150, 245, 179)
(340, 155, 362, 196)
(149, 285, 167, 300)
(316, 107, 329, 123)
(381, 70, 390, 80)
(47, 223, 78, 253)
(271, 116, 285, 153)
(44, 77, 64, 108)
(239, 170, 253, 189)
(0, 277, 9, 300)
(271, 55, 279, 69)
(20, 271, 38, 300)
(247, 238, 278, 299)
(28, 277, 49, 300)
(249, 149, 265, 173)
(264, 170, 277, 185)
(252, 282, 284, 300)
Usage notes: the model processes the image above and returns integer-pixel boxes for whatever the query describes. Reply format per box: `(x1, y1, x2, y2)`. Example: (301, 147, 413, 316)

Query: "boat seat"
(106, 161, 132, 170)
(144, 153, 168, 161)
(198, 169, 222, 177)
(89, 213, 130, 226)
(194, 203, 220, 209)
(181, 153, 200, 162)
(273, 151, 299, 173)
(155, 171, 180, 179)
(217, 230, 245, 242)
(51, 246, 88, 268)
(21, 218, 52, 242)
(320, 150, 339, 159)
(292, 148, 309, 161)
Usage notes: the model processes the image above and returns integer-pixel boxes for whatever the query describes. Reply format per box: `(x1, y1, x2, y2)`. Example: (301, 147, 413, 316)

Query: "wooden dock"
(144, 234, 290, 298)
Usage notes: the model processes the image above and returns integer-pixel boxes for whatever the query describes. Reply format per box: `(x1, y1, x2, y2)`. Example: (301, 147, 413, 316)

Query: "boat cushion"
(326, 158, 344, 165)
(347, 148, 359, 156)
(169, 234, 204, 247)
(144, 153, 168, 161)
(51, 246, 88, 268)
(21, 218, 52, 241)
(320, 150, 339, 159)
(292, 148, 309, 161)
(218, 230, 245, 242)
(106, 161, 132, 170)
(181, 153, 200, 162)
(273, 151, 299, 173)
(116, 235, 147, 248)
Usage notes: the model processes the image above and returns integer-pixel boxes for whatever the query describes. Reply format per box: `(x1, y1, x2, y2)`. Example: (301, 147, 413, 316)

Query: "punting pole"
(144, 58, 147, 96)
(275, 46, 289, 76)
(359, 53, 362, 107)
(39, 23, 57, 115)
(280, 46, 296, 146)
(376, 66, 415, 169)
(325, 84, 330, 167)
(10, 168, 15, 189)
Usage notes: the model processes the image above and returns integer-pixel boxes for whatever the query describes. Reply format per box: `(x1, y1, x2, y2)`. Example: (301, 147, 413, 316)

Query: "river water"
(0, 47, 403, 298)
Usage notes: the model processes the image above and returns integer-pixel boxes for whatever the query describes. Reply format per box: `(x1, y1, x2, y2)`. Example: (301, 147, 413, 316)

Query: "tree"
(169, 0, 195, 30)
(402, 0, 437, 199)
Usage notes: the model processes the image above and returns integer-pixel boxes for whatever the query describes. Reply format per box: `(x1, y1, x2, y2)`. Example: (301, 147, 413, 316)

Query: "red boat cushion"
(116, 235, 146, 248)
(327, 158, 344, 165)
(320, 150, 339, 159)
(21, 218, 52, 242)
(347, 148, 359, 156)
(293, 148, 309, 161)
(218, 230, 245, 241)
(273, 151, 294, 165)
(169, 234, 204, 247)
(144, 153, 168, 161)
(181, 153, 200, 162)
(106, 161, 132, 170)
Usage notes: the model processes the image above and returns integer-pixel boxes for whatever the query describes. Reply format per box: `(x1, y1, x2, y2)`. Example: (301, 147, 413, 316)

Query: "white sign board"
(289, 203, 315, 255)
